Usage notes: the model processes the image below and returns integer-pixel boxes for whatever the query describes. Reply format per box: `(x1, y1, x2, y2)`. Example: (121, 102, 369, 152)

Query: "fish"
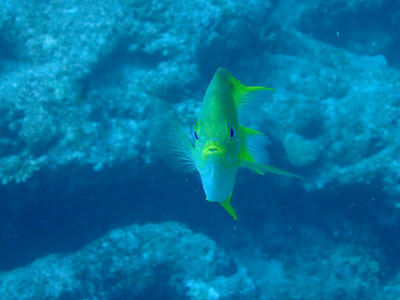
(164, 68, 302, 220)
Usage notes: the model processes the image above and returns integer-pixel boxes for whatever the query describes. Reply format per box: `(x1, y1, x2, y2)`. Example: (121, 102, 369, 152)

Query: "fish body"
(193, 69, 240, 204)
(166, 68, 301, 220)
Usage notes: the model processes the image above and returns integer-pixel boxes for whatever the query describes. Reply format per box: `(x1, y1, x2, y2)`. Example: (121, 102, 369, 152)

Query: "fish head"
(192, 119, 239, 168)
(191, 119, 239, 202)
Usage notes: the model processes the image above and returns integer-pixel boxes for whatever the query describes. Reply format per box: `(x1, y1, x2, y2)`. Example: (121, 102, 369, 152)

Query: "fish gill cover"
(0, 0, 399, 299)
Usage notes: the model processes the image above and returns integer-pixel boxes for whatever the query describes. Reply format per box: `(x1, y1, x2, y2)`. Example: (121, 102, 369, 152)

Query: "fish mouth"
(202, 144, 224, 157)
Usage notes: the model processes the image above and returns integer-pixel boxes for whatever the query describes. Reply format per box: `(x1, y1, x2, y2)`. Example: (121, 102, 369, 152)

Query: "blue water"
(0, 1, 400, 299)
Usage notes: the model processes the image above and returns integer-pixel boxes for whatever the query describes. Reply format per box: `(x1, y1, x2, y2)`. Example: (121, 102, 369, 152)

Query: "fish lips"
(202, 143, 225, 159)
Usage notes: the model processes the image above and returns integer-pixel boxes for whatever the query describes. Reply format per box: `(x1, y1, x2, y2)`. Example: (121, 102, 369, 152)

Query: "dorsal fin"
(227, 73, 272, 108)
(217, 68, 274, 126)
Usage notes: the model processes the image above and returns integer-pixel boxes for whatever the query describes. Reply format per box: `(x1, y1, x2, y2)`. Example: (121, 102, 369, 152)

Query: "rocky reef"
(0, 0, 398, 203)
(0, 222, 254, 300)
(0, 219, 395, 300)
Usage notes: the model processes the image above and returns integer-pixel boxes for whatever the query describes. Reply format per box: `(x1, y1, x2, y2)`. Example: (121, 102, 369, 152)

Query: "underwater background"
(0, 0, 400, 299)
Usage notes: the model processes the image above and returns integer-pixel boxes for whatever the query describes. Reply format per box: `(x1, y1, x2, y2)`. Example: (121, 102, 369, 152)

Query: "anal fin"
(220, 194, 238, 220)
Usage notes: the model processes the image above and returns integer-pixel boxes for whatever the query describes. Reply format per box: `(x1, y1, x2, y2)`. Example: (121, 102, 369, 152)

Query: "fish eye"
(227, 122, 235, 140)
(230, 125, 235, 139)
(193, 130, 199, 140)
(231, 127, 235, 139)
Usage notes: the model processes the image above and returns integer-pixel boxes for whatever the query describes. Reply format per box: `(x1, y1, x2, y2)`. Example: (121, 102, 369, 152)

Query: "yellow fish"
(165, 68, 301, 220)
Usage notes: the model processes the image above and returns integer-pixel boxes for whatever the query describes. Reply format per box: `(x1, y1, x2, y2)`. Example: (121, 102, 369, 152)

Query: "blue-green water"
(0, 1, 399, 299)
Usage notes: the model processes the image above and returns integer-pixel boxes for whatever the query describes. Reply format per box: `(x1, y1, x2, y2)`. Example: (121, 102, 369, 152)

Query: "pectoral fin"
(161, 114, 196, 173)
(220, 194, 237, 220)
